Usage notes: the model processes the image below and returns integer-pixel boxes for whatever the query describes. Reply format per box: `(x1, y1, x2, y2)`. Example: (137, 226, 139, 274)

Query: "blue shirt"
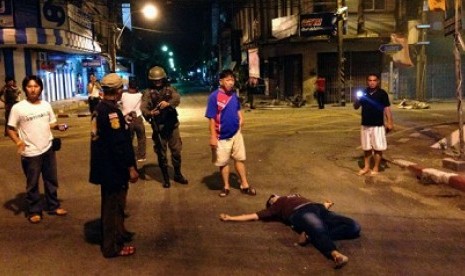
(205, 89, 241, 140)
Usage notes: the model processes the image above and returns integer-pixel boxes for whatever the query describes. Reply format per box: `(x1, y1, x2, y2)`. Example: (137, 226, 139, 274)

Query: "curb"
(389, 159, 465, 193)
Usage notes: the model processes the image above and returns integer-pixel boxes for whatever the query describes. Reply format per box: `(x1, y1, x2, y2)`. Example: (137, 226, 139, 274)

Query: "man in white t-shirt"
(121, 78, 146, 162)
(7, 75, 69, 224)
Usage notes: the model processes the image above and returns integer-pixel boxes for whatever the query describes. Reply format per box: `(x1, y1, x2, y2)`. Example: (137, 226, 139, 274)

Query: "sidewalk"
(50, 95, 90, 118)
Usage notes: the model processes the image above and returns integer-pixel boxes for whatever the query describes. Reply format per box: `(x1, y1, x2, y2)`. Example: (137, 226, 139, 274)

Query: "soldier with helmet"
(141, 66, 188, 188)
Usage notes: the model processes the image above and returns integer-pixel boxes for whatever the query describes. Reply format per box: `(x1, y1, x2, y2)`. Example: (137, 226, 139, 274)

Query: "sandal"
(219, 188, 230, 197)
(240, 186, 256, 196)
(28, 214, 42, 224)
(118, 246, 136, 257)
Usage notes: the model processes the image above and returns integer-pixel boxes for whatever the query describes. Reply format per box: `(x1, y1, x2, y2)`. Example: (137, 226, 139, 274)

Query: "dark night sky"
(131, 0, 211, 71)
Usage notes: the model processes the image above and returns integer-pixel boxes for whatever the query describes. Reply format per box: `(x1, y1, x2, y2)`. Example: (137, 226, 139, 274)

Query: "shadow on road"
(3, 193, 27, 216)
(201, 172, 241, 190)
(84, 218, 101, 244)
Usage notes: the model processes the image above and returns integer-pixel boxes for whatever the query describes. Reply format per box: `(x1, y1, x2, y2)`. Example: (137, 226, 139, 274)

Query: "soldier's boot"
(161, 166, 171, 188)
(173, 166, 188, 184)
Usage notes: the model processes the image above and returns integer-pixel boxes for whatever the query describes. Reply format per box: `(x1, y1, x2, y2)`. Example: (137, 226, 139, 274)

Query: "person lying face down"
(219, 193, 361, 269)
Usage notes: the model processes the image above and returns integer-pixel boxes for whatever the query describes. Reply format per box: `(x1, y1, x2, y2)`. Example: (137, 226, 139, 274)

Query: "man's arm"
(167, 87, 181, 107)
(7, 126, 25, 154)
(238, 110, 244, 128)
(140, 91, 154, 119)
(209, 118, 218, 148)
(384, 106, 393, 130)
(219, 213, 259, 222)
(353, 98, 361, 110)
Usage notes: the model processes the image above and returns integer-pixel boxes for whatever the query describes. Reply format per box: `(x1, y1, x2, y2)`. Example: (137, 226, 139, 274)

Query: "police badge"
(109, 112, 120, 129)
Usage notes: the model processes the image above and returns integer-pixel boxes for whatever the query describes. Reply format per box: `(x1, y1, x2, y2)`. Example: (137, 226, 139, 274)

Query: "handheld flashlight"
(356, 91, 364, 99)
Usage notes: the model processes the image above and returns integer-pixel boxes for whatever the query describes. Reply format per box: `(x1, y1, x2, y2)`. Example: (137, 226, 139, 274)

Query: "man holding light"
(353, 73, 393, 176)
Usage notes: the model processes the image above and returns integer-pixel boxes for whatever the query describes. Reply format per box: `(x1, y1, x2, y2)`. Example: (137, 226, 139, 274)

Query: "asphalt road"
(1, 87, 465, 275)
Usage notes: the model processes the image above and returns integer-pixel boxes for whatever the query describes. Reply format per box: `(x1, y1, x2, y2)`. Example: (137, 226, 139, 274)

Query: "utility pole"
(453, 0, 464, 158)
(337, 0, 346, 106)
(108, 0, 118, 73)
(415, 0, 428, 101)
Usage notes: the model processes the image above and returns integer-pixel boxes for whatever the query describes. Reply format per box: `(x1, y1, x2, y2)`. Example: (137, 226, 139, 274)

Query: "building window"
(363, 0, 386, 11)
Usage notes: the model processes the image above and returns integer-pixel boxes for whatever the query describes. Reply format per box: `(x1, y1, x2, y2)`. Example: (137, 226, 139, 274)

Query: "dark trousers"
(88, 97, 100, 113)
(100, 183, 126, 258)
(316, 92, 325, 109)
(4, 103, 16, 136)
(129, 116, 146, 160)
(152, 127, 183, 169)
(289, 204, 361, 259)
(21, 148, 60, 215)
(247, 93, 255, 109)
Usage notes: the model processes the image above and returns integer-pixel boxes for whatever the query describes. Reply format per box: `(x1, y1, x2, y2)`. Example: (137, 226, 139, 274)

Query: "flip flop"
(240, 186, 256, 196)
(357, 169, 370, 176)
(219, 188, 230, 197)
(118, 246, 136, 257)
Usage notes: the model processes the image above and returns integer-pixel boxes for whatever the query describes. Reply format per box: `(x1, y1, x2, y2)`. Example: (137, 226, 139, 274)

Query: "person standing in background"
(0, 76, 22, 136)
(246, 74, 260, 110)
(121, 78, 146, 162)
(315, 75, 326, 109)
(87, 73, 102, 113)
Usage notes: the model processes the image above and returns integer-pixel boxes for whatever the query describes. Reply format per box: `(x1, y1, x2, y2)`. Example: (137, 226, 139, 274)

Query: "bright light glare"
(169, 51, 173, 56)
(161, 45, 168, 52)
(142, 4, 158, 20)
(356, 91, 363, 98)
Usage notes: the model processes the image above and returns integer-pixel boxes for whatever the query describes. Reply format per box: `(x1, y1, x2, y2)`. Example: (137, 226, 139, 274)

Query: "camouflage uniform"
(141, 67, 187, 188)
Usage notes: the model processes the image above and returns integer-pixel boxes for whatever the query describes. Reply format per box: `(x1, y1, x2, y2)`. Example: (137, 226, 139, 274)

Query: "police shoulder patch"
(109, 112, 120, 129)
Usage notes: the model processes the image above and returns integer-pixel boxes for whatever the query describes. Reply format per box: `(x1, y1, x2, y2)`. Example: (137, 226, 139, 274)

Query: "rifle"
(149, 105, 171, 188)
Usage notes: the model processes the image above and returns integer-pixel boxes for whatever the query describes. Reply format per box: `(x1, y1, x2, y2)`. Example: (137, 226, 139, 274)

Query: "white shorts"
(360, 126, 387, 151)
(212, 131, 246, 166)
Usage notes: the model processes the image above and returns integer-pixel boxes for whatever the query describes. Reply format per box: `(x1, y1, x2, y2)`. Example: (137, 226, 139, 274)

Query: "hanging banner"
(299, 13, 337, 37)
(271, 15, 298, 40)
(248, 48, 260, 78)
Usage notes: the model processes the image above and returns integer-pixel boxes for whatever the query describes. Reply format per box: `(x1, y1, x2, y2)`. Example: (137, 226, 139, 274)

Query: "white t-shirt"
(87, 82, 101, 98)
(8, 100, 56, 157)
(121, 92, 143, 117)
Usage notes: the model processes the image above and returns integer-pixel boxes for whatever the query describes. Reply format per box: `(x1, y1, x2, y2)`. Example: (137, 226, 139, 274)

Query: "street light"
(110, 3, 158, 72)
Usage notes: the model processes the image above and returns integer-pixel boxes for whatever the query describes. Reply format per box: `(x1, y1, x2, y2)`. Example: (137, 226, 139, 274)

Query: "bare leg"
(220, 165, 230, 189)
(234, 160, 250, 188)
(357, 150, 372, 175)
(372, 150, 383, 173)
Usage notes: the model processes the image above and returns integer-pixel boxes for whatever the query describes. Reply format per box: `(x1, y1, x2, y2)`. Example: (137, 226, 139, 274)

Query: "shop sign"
(82, 59, 101, 67)
(299, 13, 337, 37)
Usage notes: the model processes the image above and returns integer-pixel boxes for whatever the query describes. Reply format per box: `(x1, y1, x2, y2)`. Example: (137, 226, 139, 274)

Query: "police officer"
(141, 66, 188, 188)
(89, 73, 139, 258)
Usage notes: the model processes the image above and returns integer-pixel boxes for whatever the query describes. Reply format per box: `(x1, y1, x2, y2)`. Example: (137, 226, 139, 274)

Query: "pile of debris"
(397, 99, 430, 109)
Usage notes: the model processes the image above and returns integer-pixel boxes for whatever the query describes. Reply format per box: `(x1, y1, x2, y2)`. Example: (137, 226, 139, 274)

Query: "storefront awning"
(0, 28, 101, 54)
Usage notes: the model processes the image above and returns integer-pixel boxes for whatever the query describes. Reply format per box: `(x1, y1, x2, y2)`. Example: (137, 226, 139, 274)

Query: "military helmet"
(148, 66, 167, 80)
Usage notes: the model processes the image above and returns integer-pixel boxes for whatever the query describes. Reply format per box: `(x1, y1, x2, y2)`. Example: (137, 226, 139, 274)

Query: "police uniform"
(89, 95, 136, 257)
(140, 67, 187, 187)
